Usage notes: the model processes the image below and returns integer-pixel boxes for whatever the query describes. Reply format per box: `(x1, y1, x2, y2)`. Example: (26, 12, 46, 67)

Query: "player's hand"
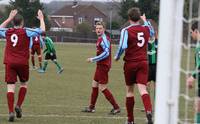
(140, 13, 147, 22)
(86, 58, 93, 63)
(8, 9, 18, 20)
(186, 76, 195, 89)
(50, 52, 53, 56)
(37, 9, 44, 20)
(114, 56, 119, 61)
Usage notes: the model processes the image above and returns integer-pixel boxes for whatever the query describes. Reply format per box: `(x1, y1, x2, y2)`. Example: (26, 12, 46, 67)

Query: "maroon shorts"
(93, 65, 110, 84)
(5, 63, 29, 83)
(31, 45, 41, 55)
(124, 61, 148, 86)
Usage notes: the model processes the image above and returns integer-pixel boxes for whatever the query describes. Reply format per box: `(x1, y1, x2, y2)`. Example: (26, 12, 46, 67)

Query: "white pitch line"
(0, 114, 145, 120)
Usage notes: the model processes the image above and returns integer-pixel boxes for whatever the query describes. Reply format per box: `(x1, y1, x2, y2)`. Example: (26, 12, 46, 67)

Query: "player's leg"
(31, 48, 36, 69)
(51, 53, 63, 74)
(5, 64, 17, 122)
(124, 63, 135, 124)
(97, 65, 120, 114)
(36, 47, 43, 70)
(99, 83, 120, 115)
(137, 61, 153, 124)
(38, 53, 49, 73)
(15, 64, 29, 118)
(125, 85, 135, 124)
(82, 80, 99, 113)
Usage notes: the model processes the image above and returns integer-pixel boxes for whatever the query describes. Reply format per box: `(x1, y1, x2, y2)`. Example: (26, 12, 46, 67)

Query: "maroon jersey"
(96, 35, 111, 67)
(32, 36, 40, 46)
(4, 28, 30, 65)
(124, 25, 150, 62)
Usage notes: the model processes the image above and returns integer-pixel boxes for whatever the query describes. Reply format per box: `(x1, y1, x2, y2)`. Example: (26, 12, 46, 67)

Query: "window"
(78, 17, 84, 24)
(94, 18, 103, 25)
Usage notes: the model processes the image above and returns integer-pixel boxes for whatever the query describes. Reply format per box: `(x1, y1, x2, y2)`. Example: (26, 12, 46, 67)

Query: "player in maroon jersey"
(30, 35, 44, 70)
(82, 21, 120, 115)
(0, 9, 45, 122)
(114, 7, 153, 124)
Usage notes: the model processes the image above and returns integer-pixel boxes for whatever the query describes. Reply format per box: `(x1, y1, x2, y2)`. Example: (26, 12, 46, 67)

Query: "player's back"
(124, 25, 150, 62)
(4, 28, 30, 65)
(32, 36, 41, 46)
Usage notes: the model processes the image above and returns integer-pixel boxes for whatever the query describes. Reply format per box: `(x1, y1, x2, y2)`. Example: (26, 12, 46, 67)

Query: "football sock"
(141, 94, 152, 113)
(38, 56, 42, 69)
(126, 96, 135, 122)
(89, 87, 99, 109)
(53, 61, 62, 70)
(43, 61, 48, 71)
(17, 87, 27, 107)
(31, 56, 35, 67)
(196, 112, 200, 123)
(7, 92, 14, 113)
(102, 88, 119, 109)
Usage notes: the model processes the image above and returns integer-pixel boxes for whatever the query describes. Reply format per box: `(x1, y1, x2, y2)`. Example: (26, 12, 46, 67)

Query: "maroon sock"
(31, 56, 35, 67)
(7, 92, 14, 113)
(141, 94, 152, 113)
(102, 88, 119, 109)
(126, 96, 135, 122)
(38, 56, 42, 69)
(17, 87, 27, 107)
(89, 87, 99, 109)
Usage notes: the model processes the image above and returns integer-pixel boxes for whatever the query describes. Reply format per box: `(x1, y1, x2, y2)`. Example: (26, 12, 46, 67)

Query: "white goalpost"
(154, 0, 184, 124)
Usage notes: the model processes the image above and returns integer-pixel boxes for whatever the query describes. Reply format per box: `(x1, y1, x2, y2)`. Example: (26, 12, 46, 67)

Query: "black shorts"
(45, 52, 57, 60)
(148, 64, 157, 82)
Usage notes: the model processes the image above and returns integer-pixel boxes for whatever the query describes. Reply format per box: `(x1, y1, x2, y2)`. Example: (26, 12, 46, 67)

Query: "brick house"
(50, 4, 108, 32)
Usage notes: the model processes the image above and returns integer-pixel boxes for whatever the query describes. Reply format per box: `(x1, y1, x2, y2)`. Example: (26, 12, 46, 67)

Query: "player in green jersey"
(187, 22, 200, 123)
(38, 34, 63, 74)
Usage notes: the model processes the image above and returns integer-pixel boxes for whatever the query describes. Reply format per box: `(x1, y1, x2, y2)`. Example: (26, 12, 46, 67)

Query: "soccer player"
(0, 9, 45, 122)
(114, 8, 153, 124)
(30, 34, 44, 70)
(38, 35, 64, 74)
(82, 21, 120, 115)
(187, 21, 200, 123)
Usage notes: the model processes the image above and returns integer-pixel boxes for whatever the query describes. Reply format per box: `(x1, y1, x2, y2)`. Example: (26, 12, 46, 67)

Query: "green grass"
(0, 42, 195, 124)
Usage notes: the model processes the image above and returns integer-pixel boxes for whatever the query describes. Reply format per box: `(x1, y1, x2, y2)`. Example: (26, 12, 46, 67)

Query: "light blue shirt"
(91, 34, 110, 62)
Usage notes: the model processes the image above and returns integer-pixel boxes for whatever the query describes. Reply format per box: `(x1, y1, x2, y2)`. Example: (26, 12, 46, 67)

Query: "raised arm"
(140, 14, 155, 37)
(0, 9, 18, 28)
(37, 9, 45, 32)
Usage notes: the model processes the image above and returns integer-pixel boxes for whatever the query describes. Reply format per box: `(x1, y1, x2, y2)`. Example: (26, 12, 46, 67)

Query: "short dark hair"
(95, 21, 106, 28)
(128, 7, 141, 22)
(13, 14, 24, 26)
(191, 21, 199, 31)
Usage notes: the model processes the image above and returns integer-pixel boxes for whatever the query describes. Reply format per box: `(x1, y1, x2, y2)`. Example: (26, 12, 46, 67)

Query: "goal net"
(155, 0, 200, 124)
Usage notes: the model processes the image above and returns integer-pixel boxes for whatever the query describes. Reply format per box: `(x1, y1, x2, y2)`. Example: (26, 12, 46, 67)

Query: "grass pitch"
(0, 42, 195, 124)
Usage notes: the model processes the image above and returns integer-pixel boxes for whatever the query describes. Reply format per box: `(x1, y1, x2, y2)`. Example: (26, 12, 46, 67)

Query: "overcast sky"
(0, 0, 121, 4)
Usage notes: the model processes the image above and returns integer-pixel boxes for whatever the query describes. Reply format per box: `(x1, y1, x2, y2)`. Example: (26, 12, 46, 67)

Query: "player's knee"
(126, 86, 134, 97)
(92, 80, 98, 87)
(137, 84, 148, 95)
(99, 84, 107, 91)
(20, 82, 27, 88)
(7, 84, 15, 93)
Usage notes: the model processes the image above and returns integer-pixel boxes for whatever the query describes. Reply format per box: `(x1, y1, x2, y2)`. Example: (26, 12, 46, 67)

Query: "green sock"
(43, 61, 48, 71)
(196, 112, 200, 123)
(53, 61, 62, 70)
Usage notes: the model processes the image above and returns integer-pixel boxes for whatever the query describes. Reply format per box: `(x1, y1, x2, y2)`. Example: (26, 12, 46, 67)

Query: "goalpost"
(154, 0, 184, 124)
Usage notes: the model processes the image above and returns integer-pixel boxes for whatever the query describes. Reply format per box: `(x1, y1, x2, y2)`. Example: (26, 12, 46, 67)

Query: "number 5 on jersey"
(11, 34, 18, 47)
(137, 32, 145, 47)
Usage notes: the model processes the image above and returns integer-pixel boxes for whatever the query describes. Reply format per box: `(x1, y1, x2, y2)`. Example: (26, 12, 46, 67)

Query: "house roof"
(52, 4, 107, 17)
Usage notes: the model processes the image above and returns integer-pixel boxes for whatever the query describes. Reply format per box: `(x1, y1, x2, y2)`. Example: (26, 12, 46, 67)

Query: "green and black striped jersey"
(192, 43, 200, 78)
(148, 39, 158, 65)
